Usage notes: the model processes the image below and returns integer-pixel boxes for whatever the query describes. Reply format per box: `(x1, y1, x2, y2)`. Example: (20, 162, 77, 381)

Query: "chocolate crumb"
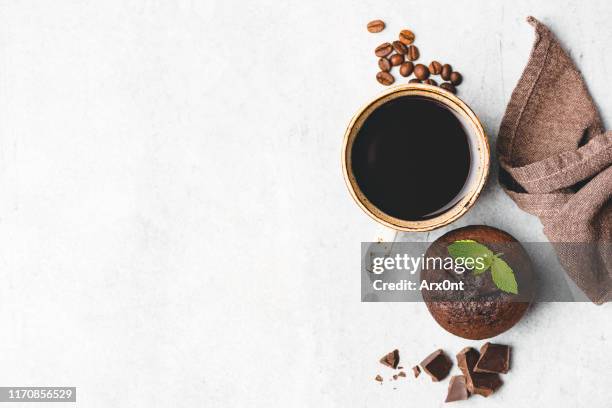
(379, 349, 400, 369)
(398, 371, 406, 377)
(412, 365, 421, 378)
(375, 374, 383, 383)
(393, 374, 398, 380)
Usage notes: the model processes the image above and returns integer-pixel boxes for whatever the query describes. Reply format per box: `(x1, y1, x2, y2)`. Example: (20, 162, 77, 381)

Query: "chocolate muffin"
(420, 225, 534, 339)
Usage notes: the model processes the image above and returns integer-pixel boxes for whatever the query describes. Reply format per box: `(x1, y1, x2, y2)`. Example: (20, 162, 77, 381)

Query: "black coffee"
(351, 96, 472, 221)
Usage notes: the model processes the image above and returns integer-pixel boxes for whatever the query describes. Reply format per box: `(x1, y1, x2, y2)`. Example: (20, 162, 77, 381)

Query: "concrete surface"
(0, 0, 609, 406)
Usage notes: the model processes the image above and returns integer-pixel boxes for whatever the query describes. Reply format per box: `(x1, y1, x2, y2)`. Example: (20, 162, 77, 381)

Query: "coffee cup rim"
(342, 84, 490, 232)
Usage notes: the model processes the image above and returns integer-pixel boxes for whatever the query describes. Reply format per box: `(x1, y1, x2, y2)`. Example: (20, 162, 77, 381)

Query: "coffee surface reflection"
(351, 96, 472, 221)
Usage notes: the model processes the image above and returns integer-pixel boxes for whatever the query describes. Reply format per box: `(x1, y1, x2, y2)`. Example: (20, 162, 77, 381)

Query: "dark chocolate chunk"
(457, 347, 502, 397)
(375, 374, 383, 383)
(412, 365, 421, 378)
(392, 374, 398, 380)
(445, 375, 470, 403)
(475, 343, 510, 374)
(379, 349, 400, 369)
(398, 371, 406, 377)
(420, 349, 452, 382)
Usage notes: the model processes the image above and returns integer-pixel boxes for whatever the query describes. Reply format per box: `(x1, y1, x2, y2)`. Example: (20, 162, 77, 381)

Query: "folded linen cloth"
(497, 17, 612, 304)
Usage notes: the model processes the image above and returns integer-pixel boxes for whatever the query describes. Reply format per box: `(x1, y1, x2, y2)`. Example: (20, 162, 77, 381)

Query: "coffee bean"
(375, 42, 393, 57)
(440, 82, 456, 93)
(367, 20, 385, 33)
(441, 64, 452, 80)
(423, 78, 437, 86)
(414, 64, 429, 80)
(376, 71, 395, 86)
(392, 41, 408, 54)
(407, 45, 419, 61)
(390, 53, 404, 66)
(408, 78, 422, 83)
(399, 62, 414, 77)
(378, 58, 391, 72)
(429, 61, 442, 75)
(399, 29, 415, 45)
(450, 71, 463, 85)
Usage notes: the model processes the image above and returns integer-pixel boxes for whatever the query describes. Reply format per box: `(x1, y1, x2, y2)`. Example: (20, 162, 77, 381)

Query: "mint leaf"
(491, 257, 518, 294)
(448, 240, 494, 265)
(473, 256, 493, 275)
(448, 240, 519, 294)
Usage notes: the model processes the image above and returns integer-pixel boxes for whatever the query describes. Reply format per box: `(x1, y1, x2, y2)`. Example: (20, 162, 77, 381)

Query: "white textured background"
(0, 1, 610, 407)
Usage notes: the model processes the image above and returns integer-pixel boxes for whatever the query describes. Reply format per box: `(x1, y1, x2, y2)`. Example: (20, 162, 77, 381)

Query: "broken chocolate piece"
(379, 349, 400, 369)
(445, 375, 469, 403)
(420, 349, 452, 382)
(375, 374, 383, 383)
(392, 374, 398, 380)
(457, 347, 502, 397)
(412, 365, 421, 377)
(398, 371, 406, 377)
(475, 343, 510, 374)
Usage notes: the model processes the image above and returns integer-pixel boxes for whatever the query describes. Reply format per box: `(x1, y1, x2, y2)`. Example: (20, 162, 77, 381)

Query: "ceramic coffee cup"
(342, 84, 490, 232)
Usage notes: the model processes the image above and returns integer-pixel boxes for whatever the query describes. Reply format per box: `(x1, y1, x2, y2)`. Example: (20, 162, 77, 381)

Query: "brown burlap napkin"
(498, 17, 612, 304)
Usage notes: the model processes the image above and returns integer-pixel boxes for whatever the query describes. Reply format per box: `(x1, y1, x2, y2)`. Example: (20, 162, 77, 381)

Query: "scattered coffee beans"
(392, 40, 408, 54)
(390, 54, 404, 66)
(399, 29, 415, 45)
(450, 71, 463, 85)
(375, 42, 393, 57)
(368, 23, 463, 93)
(407, 45, 419, 61)
(367, 20, 386, 33)
(414, 64, 429, 80)
(378, 57, 391, 72)
(376, 71, 395, 86)
(440, 82, 456, 94)
(399, 61, 414, 77)
(441, 64, 452, 80)
(429, 61, 442, 75)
